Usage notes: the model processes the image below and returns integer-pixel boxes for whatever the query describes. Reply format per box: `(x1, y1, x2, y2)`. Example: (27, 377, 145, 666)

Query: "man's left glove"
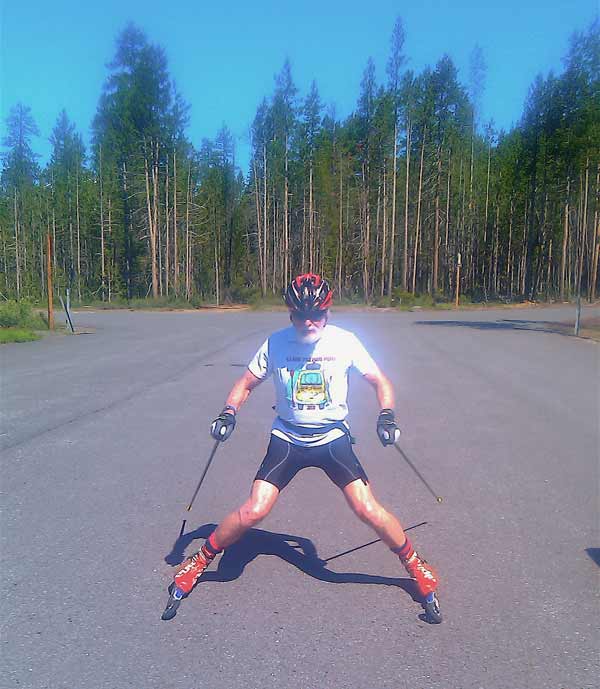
(210, 407, 237, 442)
(377, 408, 401, 446)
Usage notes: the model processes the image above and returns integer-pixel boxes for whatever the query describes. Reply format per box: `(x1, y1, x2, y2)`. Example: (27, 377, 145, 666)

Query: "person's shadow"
(164, 522, 427, 604)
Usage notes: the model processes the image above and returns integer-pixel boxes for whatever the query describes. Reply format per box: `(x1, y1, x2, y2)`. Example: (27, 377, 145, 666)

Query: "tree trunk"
(374, 174, 381, 297)
(577, 158, 590, 298)
(309, 160, 314, 272)
(214, 213, 220, 306)
(122, 160, 132, 300)
(402, 117, 411, 291)
(432, 147, 441, 296)
(507, 197, 514, 297)
(412, 125, 426, 294)
(546, 238, 553, 299)
(186, 161, 192, 300)
(483, 139, 491, 291)
(301, 188, 306, 270)
(154, 146, 162, 297)
(590, 163, 599, 302)
(68, 182, 74, 293)
(75, 166, 82, 301)
(107, 198, 113, 302)
(253, 157, 263, 287)
(99, 151, 106, 301)
(284, 135, 289, 284)
(469, 110, 475, 285)
(272, 189, 277, 292)
(560, 179, 570, 301)
(520, 207, 528, 296)
(387, 121, 397, 298)
(5, 231, 11, 293)
(165, 158, 170, 296)
(493, 203, 500, 294)
(362, 162, 371, 302)
(144, 155, 159, 299)
(14, 190, 21, 299)
(173, 150, 179, 296)
(46, 232, 54, 328)
(262, 144, 268, 296)
(444, 156, 452, 295)
(337, 157, 343, 294)
(380, 164, 388, 298)
(52, 206, 57, 276)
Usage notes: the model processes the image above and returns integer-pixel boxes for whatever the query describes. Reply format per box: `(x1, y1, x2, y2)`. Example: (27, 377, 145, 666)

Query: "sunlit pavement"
(1, 304, 598, 689)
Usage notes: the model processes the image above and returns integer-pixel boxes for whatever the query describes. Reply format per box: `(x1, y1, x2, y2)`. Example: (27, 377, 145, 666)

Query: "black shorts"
(254, 434, 369, 491)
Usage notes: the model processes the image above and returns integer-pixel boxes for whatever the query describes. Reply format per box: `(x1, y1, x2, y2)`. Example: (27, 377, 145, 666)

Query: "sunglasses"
(291, 311, 327, 323)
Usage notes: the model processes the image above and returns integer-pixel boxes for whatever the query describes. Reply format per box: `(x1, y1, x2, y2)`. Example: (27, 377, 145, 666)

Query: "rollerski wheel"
(161, 584, 185, 621)
(423, 591, 443, 624)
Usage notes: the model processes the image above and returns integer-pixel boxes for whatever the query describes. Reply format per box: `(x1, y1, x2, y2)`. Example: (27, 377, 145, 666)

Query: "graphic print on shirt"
(285, 361, 331, 411)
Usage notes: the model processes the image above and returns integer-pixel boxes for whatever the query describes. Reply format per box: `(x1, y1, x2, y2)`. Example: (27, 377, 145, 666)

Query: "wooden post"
(455, 252, 462, 308)
(46, 233, 54, 330)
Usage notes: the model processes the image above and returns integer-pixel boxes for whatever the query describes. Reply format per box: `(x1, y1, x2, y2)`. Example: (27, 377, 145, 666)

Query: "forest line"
(1, 17, 598, 306)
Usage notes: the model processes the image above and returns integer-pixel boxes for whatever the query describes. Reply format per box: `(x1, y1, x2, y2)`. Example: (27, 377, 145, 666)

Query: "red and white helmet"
(283, 273, 333, 312)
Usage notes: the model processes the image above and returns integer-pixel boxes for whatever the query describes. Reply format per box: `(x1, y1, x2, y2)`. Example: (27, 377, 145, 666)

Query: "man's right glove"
(210, 407, 236, 442)
(377, 408, 401, 446)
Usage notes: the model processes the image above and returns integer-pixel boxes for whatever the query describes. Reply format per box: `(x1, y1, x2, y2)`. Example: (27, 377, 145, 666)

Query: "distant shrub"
(389, 289, 439, 309)
(372, 295, 393, 308)
(249, 292, 286, 309)
(391, 289, 416, 308)
(229, 285, 262, 304)
(0, 300, 46, 328)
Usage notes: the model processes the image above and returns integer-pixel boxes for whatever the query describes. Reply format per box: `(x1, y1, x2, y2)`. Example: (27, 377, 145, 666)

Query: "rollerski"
(161, 583, 185, 621)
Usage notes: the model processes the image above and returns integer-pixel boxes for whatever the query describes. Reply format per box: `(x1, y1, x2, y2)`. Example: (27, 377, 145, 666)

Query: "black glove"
(210, 407, 236, 442)
(377, 408, 400, 446)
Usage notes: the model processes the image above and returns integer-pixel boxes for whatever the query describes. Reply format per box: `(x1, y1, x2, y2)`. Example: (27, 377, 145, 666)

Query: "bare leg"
(342, 478, 407, 549)
(212, 479, 280, 549)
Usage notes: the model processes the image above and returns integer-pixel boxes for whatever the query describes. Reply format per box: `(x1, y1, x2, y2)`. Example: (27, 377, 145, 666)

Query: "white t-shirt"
(247, 324, 379, 446)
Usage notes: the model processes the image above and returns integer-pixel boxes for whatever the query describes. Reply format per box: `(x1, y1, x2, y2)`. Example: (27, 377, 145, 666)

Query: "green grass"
(0, 327, 41, 344)
(74, 295, 207, 310)
(0, 300, 48, 344)
(59, 292, 597, 313)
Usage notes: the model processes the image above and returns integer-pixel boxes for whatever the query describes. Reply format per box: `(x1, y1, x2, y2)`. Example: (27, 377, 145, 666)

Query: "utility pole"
(46, 233, 54, 330)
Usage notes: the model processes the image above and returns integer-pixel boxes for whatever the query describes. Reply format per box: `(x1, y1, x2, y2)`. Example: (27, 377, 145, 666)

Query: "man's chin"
(297, 331, 321, 344)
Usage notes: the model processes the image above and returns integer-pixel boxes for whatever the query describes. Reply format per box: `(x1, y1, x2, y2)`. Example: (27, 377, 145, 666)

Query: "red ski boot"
(173, 546, 214, 595)
(403, 551, 438, 596)
(161, 546, 215, 621)
(402, 552, 442, 623)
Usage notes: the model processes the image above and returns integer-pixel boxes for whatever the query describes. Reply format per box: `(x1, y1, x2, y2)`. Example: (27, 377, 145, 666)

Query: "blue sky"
(1, 0, 597, 172)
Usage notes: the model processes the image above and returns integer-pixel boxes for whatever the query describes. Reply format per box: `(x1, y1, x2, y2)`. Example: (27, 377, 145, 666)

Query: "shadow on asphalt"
(585, 548, 600, 567)
(165, 522, 428, 602)
(414, 319, 576, 336)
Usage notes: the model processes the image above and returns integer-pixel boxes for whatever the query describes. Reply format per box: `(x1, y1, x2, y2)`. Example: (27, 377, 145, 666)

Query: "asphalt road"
(1, 305, 598, 689)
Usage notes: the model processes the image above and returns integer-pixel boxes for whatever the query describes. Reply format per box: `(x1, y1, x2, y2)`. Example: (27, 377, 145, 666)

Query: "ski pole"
(393, 443, 443, 503)
(186, 439, 221, 512)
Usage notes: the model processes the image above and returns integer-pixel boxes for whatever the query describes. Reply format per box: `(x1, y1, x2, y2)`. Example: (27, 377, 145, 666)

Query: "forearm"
(225, 383, 251, 411)
(364, 371, 395, 410)
(224, 370, 262, 412)
(376, 376, 395, 410)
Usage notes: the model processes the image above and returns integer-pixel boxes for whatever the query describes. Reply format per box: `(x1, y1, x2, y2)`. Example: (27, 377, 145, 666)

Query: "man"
(165, 273, 441, 623)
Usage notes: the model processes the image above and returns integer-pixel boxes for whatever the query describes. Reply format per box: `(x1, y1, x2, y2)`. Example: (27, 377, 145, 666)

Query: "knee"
(239, 499, 272, 528)
(353, 498, 386, 528)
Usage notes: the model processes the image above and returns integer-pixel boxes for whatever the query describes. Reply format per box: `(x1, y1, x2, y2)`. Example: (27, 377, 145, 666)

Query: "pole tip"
(436, 496, 443, 503)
